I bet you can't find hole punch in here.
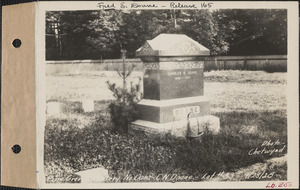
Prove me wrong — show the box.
[12,39,22,48]
[12,144,21,154]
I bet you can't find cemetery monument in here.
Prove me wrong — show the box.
[130,34,220,137]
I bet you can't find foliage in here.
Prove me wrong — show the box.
[117,10,184,57]
[46,10,119,60]
[106,99,139,134]
[213,9,287,55]
[46,9,287,60]
[106,51,142,133]
[180,10,229,55]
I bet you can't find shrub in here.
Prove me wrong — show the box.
[107,50,142,134]
[107,97,140,134]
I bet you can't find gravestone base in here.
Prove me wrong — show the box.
[129,115,220,138]
[137,96,211,123]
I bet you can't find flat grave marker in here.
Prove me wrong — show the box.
[46,102,61,116]
[82,100,94,112]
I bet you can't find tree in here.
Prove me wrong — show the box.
[213,9,287,55]
[46,10,119,60]
[106,50,141,134]
[180,10,229,55]
[117,10,179,58]
[118,10,229,57]
[46,11,64,60]
[46,9,287,60]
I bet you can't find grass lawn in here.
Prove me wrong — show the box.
[44,70,287,183]
[46,70,286,112]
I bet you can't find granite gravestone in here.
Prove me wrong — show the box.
[130,34,220,137]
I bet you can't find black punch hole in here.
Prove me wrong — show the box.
[12,144,21,154]
[12,39,22,48]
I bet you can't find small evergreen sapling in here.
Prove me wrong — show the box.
[107,50,142,134]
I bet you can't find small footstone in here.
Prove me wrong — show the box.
[75,167,108,183]
[82,100,94,112]
[46,102,60,115]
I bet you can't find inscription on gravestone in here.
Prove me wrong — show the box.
[173,106,200,118]
[144,63,204,100]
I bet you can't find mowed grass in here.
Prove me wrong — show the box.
[46,70,286,113]
[44,70,287,183]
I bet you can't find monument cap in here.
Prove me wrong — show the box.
[136,33,210,57]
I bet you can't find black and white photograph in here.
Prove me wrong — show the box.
[34,1,298,189]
